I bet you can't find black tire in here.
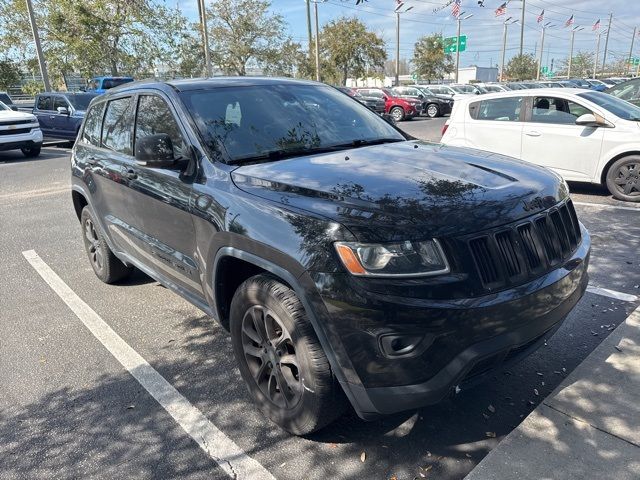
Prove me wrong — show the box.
[21,145,41,157]
[605,156,640,202]
[426,103,440,118]
[230,274,346,435]
[80,206,132,283]
[390,106,405,122]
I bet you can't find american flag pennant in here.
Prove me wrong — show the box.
[495,2,507,16]
[452,0,461,18]
[565,14,574,27]
[593,19,601,31]
[537,10,544,23]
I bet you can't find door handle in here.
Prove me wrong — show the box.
[525,130,541,137]
[124,169,138,180]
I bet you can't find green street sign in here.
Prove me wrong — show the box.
[547,71,555,78]
[443,35,467,53]
[541,66,549,74]
[628,57,640,65]
[411,72,420,80]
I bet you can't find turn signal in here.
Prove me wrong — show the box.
[335,244,367,275]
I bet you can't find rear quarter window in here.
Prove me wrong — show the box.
[81,102,105,146]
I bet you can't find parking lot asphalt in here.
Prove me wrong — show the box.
[1,144,639,480]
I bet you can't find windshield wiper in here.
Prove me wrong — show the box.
[228,138,405,165]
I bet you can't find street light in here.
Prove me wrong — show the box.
[394,3,414,87]
[455,12,473,83]
[594,29,609,79]
[536,21,554,80]
[568,26,584,78]
[499,17,519,82]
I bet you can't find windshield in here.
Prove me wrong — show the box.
[67,94,97,111]
[0,93,11,104]
[578,91,640,121]
[0,101,8,111]
[455,85,477,93]
[419,87,435,95]
[103,78,133,89]
[607,78,640,104]
[180,84,405,163]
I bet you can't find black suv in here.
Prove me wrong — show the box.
[71,78,590,435]
[392,86,453,118]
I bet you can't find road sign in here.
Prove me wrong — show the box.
[443,35,467,54]
[411,72,420,81]
[541,66,549,74]
[630,57,640,66]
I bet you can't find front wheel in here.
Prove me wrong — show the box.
[21,145,41,157]
[426,103,440,118]
[230,274,346,435]
[605,156,640,202]
[390,106,405,122]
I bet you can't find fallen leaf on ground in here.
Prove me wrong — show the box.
[485,431,496,438]
[360,451,366,462]
[488,405,495,413]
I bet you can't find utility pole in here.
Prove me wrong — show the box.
[25,0,51,91]
[394,4,413,87]
[197,0,212,77]
[500,18,518,81]
[314,1,321,82]
[455,13,473,83]
[519,0,526,56]
[594,32,602,79]
[602,13,613,75]
[306,0,313,60]
[536,22,552,81]
[568,26,583,78]
[627,27,636,76]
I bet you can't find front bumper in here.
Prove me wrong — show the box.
[0,128,43,151]
[310,226,590,418]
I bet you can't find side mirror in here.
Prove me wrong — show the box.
[575,113,606,127]
[418,94,424,99]
[57,106,69,115]
[9,105,18,111]
[135,134,175,167]
[382,113,396,125]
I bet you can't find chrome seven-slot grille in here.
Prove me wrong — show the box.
[468,199,581,289]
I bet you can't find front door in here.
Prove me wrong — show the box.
[34,95,55,136]
[521,95,604,181]
[52,96,75,139]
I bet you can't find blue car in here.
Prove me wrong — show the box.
[32,92,99,141]
[88,76,134,94]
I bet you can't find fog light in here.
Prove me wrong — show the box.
[380,334,425,358]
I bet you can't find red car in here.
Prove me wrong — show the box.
[354,87,422,121]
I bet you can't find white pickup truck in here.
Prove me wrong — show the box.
[0,100,43,157]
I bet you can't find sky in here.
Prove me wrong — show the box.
[176,0,640,73]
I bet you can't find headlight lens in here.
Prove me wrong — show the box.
[334,239,449,277]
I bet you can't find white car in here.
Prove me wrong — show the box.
[0,101,43,157]
[441,88,640,202]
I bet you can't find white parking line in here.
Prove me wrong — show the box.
[22,250,275,480]
[573,201,640,212]
[587,285,638,303]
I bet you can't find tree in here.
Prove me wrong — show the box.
[556,51,594,77]
[317,17,386,85]
[0,59,20,90]
[504,54,537,81]
[206,0,294,76]
[413,35,454,82]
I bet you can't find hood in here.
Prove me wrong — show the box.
[231,141,567,242]
[0,110,37,122]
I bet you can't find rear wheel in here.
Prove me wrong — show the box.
[21,145,41,157]
[390,106,405,122]
[605,156,640,202]
[80,206,132,283]
[426,103,440,118]
[230,274,346,435]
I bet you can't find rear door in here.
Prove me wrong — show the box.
[463,95,525,158]
[520,95,604,181]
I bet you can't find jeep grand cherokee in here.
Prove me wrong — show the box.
[70,78,590,435]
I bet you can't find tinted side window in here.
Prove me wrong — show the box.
[53,96,69,111]
[477,97,522,121]
[37,96,52,111]
[102,97,133,155]
[531,97,591,125]
[82,103,105,146]
[135,95,188,160]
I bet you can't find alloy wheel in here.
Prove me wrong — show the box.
[240,305,302,410]
[427,105,438,118]
[84,218,104,271]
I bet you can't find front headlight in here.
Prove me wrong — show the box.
[334,239,450,277]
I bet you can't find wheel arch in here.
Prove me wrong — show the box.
[71,187,88,221]
[600,151,640,185]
